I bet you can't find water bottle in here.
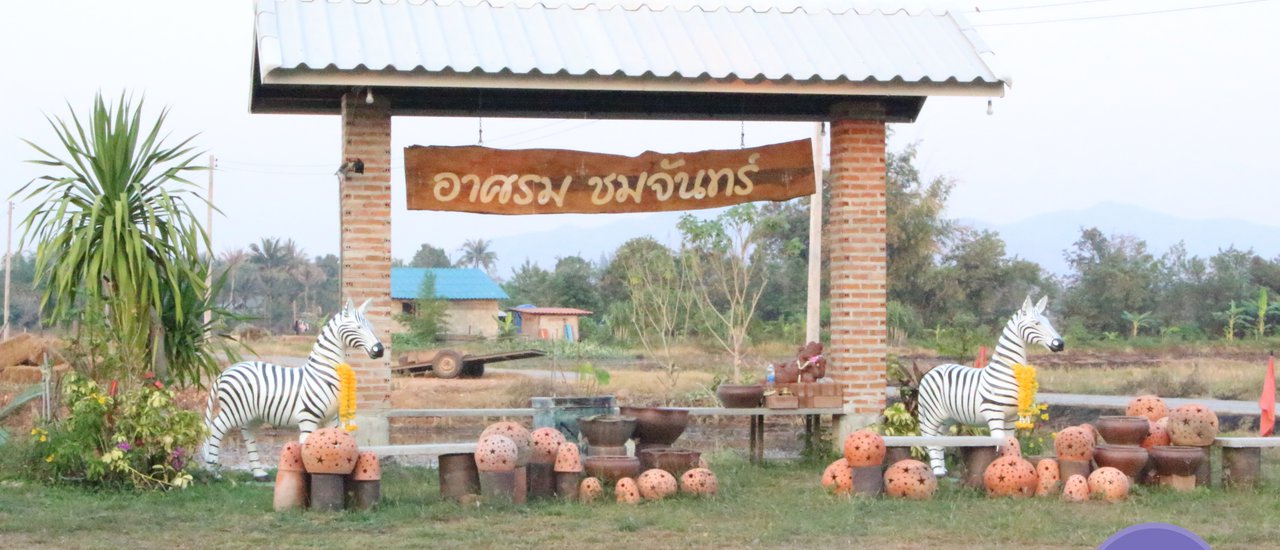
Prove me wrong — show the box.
[766,364,776,385]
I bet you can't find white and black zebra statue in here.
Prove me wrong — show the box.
[916,295,1064,476]
[202,298,385,479]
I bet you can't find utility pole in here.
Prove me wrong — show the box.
[205,155,215,328]
[805,122,825,345]
[3,201,12,341]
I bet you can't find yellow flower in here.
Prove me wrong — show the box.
[45,455,54,463]
[30,428,38,435]
[97,396,106,406]
[1040,413,1049,421]
[39,435,47,442]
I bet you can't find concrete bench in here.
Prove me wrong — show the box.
[1215,437,1280,488]
[362,443,477,457]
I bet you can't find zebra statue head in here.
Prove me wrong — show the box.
[1017,295,1065,353]
[338,298,385,359]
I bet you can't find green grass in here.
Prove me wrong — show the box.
[2,454,1278,549]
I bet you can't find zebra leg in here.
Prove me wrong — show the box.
[985,411,1012,450]
[240,427,269,481]
[919,416,948,477]
[203,412,232,478]
[297,418,320,443]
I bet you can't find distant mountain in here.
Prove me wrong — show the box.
[965,202,1280,275]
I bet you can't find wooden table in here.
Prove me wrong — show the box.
[684,407,845,463]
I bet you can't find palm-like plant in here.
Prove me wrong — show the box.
[457,238,497,274]
[1120,310,1155,339]
[14,93,236,386]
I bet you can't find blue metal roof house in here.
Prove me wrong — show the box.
[391,268,508,338]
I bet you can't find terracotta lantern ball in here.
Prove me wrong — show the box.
[530,427,567,463]
[883,459,937,500]
[821,458,854,496]
[616,477,643,504]
[278,441,305,472]
[983,456,1038,498]
[1078,423,1100,445]
[1168,404,1220,447]
[579,477,604,503]
[475,434,519,472]
[999,436,1022,458]
[1035,458,1060,497]
[1141,418,1171,449]
[301,427,360,475]
[1054,426,1096,461]
[1087,466,1130,503]
[482,421,533,465]
[637,469,679,501]
[842,429,887,468]
[352,452,382,481]
[1062,475,1089,503]
[554,442,584,473]
[680,468,718,497]
[1126,395,1168,422]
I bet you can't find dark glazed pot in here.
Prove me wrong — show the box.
[1093,444,1149,482]
[578,414,637,447]
[716,384,765,408]
[638,447,702,476]
[1149,445,1205,477]
[619,406,689,445]
[1095,416,1150,446]
[583,455,642,484]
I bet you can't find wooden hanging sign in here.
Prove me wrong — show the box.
[404,139,814,215]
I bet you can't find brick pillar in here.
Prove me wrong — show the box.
[340,92,393,446]
[827,107,888,444]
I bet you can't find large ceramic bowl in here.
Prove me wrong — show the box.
[578,414,637,448]
[1095,416,1150,446]
[584,455,642,484]
[638,447,702,476]
[1149,445,1205,477]
[619,406,689,445]
[716,384,764,408]
[1093,444,1148,481]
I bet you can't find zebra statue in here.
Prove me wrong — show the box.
[203,298,385,479]
[916,295,1064,476]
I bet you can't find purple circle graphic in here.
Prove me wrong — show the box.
[1098,523,1211,550]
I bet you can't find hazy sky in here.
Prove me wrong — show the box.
[3,0,1278,266]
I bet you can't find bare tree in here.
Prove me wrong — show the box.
[621,241,694,404]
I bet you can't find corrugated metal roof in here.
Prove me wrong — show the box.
[510,306,594,315]
[254,0,1005,90]
[391,267,509,301]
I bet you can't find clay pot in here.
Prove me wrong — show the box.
[1167,404,1219,446]
[482,422,532,466]
[1149,445,1205,477]
[636,468,679,501]
[842,429,887,468]
[530,427,567,464]
[578,415,637,448]
[983,456,1038,498]
[822,458,854,496]
[584,455,642,483]
[579,477,604,503]
[1058,458,1092,481]
[439,453,481,501]
[638,447,702,477]
[475,435,519,472]
[1054,426,1096,461]
[1035,458,1060,497]
[619,406,689,445]
[1062,474,1089,502]
[716,384,765,408]
[352,452,381,481]
[883,459,937,500]
[998,436,1022,458]
[1141,418,1171,449]
[301,428,360,475]
[1093,444,1148,483]
[278,441,305,472]
[1126,395,1168,422]
[616,477,643,504]
[1087,466,1130,503]
[1095,416,1150,446]
[554,442,584,473]
[680,468,718,496]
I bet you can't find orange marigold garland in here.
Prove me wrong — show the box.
[1013,363,1038,430]
[336,363,358,432]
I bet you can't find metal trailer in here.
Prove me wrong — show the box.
[391,348,546,379]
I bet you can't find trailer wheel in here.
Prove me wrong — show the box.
[432,350,464,379]
[461,362,485,378]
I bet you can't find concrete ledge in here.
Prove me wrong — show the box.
[1215,437,1280,448]
[388,408,535,417]
[362,443,477,457]
[883,436,1003,447]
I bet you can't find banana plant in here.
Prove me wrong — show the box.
[1214,301,1248,341]
[1121,310,1155,339]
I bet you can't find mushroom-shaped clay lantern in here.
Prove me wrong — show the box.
[983,455,1038,498]
[616,477,643,504]
[821,458,854,496]
[530,427,566,464]
[273,442,308,512]
[1087,466,1130,503]
[883,459,937,500]
[680,468,718,497]
[999,436,1022,458]
[1141,418,1171,449]
[475,434,519,472]
[1035,458,1060,497]
[1167,404,1219,447]
[350,452,382,510]
[842,429,886,468]
[482,421,532,466]
[1054,426,1096,461]
[579,477,603,503]
[637,468,679,501]
[1062,474,1089,503]
[1126,395,1168,422]
[554,442,583,473]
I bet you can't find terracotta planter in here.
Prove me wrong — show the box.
[584,455,642,484]
[1058,458,1092,481]
[638,447,702,476]
[438,453,480,501]
[619,406,689,445]
[961,446,999,489]
[1095,416,1150,446]
[1149,445,1204,477]
[716,384,764,408]
[1093,444,1149,483]
[578,415,637,447]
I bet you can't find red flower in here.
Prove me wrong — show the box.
[143,372,155,380]
[153,380,165,390]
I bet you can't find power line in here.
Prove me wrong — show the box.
[972,0,1273,26]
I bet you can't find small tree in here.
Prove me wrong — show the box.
[398,272,449,343]
[622,242,693,404]
[1120,310,1155,339]
[1214,301,1248,341]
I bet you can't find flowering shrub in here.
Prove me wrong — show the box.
[28,372,206,490]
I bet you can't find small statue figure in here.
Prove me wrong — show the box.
[772,341,827,384]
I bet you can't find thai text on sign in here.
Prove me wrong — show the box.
[404,139,815,215]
